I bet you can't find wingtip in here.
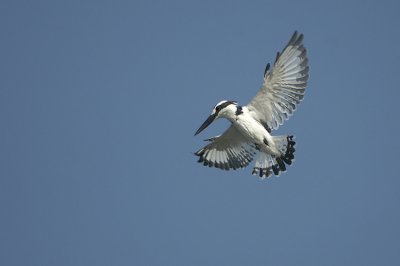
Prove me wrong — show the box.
[289,31,298,43]
[294,33,304,46]
[263,63,270,77]
[289,31,304,47]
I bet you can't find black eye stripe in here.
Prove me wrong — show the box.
[215,101,236,113]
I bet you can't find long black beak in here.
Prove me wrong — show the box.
[194,113,216,136]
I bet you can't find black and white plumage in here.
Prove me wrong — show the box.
[194,31,309,179]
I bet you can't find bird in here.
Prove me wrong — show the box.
[194,31,309,179]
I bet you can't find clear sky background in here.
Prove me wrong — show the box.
[1,0,400,265]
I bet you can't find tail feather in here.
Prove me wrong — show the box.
[277,135,295,165]
[252,135,296,179]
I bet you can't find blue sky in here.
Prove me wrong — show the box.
[1,0,400,265]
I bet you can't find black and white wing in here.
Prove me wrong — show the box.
[195,126,256,170]
[246,31,309,131]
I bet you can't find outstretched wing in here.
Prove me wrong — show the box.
[195,126,256,170]
[246,31,309,131]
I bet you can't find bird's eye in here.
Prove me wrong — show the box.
[216,106,221,112]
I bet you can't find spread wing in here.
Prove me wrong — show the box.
[246,31,309,131]
[195,126,257,170]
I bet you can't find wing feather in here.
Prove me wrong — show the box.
[195,126,256,170]
[246,31,309,131]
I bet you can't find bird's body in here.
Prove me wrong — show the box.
[194,32,309,179]
[228,106,278,156]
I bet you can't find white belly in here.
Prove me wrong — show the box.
[232,112,280,156]
[233,116,266,142]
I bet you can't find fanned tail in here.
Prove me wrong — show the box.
[252,135,296,179]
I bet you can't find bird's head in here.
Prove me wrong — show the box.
[194,100,238,136]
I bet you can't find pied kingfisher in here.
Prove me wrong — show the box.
[194,31,309,179]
